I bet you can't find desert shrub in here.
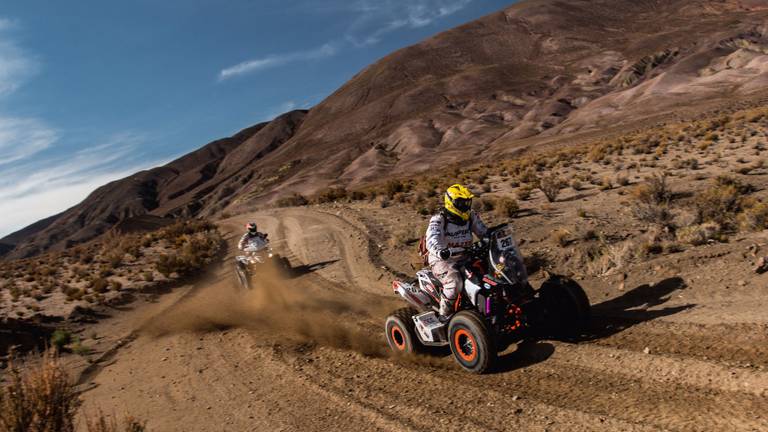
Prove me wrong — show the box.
[692,183,745,227]
[70,338,92,356]
[494,197,519,218]
[155,255,185,278]
[638,241,663,257]
[154,230,220,278]
[315,187,347,203]
[65,287,84,301]
[84,412,146,432]
[664,242,684,254]
[38,266,55,277]
[476,197,495,212]
[142,271,154,282]
[740,201,768,231]
[631,201,674,227]
[91,278,109,294]
[385,179,406,197]
[517,168,539,185]
[79,253,94,264]
[585,241,634,277]
[275,193,308,207]
[674,158,700,170]
[106,253,123,269]
[9,285,21,301]
[616,175,630,187]
[50,329,72,350]
[539,174,564,202]
[713,175,754,194]
[0,350,79,432]
[550,229,570,247]
[629,174,674,227]
[676,222,723,246]
[516,185,535,201]
[570,179,583,191]
[599,175,613,190]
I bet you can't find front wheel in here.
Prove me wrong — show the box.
[448,311,495,374]
[235,262,251,290]
[385,308,422,354]
[539,275,590,336]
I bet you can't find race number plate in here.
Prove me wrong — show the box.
[496,233,514,250]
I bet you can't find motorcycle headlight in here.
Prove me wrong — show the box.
[268,253,274,258]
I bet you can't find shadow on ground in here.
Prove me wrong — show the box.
[576,276,693,342]
[491,276,691,372]
[284,259,339,279]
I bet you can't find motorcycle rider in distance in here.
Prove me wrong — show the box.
[426,184,488,320]
[238,222,268,251]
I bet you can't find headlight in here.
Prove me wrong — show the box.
[268,253,274,258]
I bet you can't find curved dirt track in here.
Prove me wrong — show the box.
[78,208,768,432]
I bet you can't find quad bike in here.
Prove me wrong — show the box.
[234,237,289,289]
[385,223,590,374]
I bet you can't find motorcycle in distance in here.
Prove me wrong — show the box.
[386,223,590,373]
[234,236,290,289]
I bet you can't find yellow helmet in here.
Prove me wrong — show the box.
[444,184,474,221]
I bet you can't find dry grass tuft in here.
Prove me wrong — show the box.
[539,174,565,202]
[0,349,78,432]
[84,411,146,432]
[676,223,723,246]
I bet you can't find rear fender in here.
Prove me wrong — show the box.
[392,280,433,310]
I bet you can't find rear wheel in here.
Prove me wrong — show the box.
[385,308,421,354]
[448,311,495,374]
[539,275,590,336]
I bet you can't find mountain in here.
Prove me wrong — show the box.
[4,0,768,259]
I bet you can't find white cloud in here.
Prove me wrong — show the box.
[0,18,167,238]
[346,0,473,46]
[219,43,338,80]
[0,117,57,166]
[0,20,38,96]
[217,0,472,79]
[0,132,163,237]
[0,171,140,237]
[0,18,16,31]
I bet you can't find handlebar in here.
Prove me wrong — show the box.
[486,223,509,236]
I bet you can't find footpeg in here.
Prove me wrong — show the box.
[413,311,447,345]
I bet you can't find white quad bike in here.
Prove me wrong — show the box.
[234,236,289,289]
[386,223,590,374]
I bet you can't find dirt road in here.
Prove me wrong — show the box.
[77,207,768,432]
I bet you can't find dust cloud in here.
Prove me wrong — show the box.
[140,262,395,357]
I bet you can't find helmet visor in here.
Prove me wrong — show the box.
[453,198,472,212]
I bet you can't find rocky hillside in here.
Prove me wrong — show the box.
[4,0,768,259]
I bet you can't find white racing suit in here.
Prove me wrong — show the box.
[426,211,488,316]
[238,232,268,251]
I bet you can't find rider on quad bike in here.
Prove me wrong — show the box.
[427,184,488,320]
[238,222,268,251]
[234,222,274,289]
[388,184,591,373]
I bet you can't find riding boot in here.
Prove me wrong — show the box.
[439,297,454,322]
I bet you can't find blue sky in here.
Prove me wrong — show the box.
[0,0,513,237]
